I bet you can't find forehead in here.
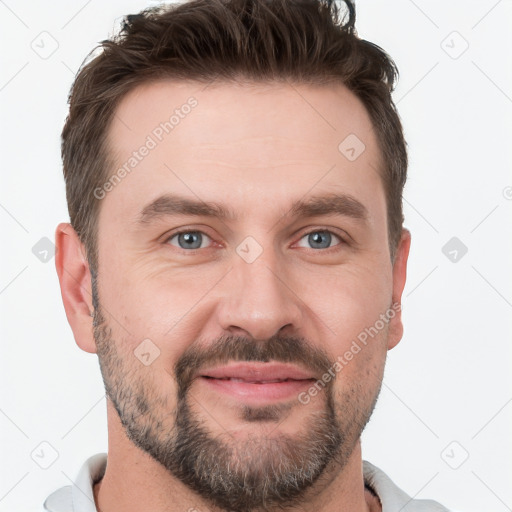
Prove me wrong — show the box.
[102,79,385,227]
[110,79,379,155]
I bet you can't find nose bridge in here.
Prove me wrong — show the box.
[216,241,303,340]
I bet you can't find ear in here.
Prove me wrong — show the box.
[55,223,97,354]
[387,228,411,350]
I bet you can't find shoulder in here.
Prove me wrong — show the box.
[363,460,451,512]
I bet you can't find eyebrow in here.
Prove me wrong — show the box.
[138,192,369,225]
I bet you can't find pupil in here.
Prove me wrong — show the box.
[180,232,201,249]
[310,231,330,249]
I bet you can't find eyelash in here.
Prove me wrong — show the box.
[164,228,347,253]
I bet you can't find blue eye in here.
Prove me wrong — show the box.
[165,229,344,252]
[296,230,342,250]
[167,231,212,250]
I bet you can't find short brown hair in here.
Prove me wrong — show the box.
[62,0,407,274]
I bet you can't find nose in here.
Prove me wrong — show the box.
[215,247,304,341]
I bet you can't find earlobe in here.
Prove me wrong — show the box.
[55,222,97,354]
[387,228,411,350]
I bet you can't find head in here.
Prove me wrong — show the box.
[56,1,411,511]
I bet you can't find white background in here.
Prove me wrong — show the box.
[1,1,511,511]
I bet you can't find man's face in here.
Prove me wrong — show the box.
[91,80,406,511]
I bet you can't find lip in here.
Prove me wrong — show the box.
[199,361,316,382]
[197,362,317,404]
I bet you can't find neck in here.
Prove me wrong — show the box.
[94,401,379,512]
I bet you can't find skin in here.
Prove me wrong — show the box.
[55,80,411,512]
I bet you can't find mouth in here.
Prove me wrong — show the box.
[197,362,317,403]
[203,377,304,383]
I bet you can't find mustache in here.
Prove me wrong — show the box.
[174,334,334,399]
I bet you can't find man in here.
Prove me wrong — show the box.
[46,0,450,510]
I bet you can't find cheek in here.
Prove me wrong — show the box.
[97,261,221,366]
[99,257,171,322]
[301,267,392,396]
[299,263,392,350]
[329,324,388,415]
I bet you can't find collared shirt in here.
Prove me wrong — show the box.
[43,453,450,511]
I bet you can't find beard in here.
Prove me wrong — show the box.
[91,279,383,512]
